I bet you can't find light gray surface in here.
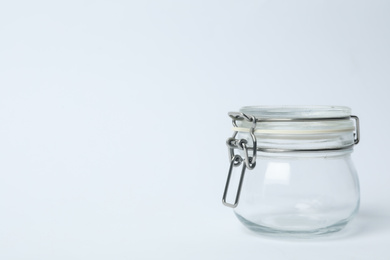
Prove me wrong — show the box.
[1,1,389,259]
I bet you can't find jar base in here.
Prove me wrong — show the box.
[235,212,350,238]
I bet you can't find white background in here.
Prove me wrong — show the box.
[1,1,389,259]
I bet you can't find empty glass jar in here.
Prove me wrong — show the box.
[222,106,360,237]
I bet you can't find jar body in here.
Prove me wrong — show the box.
[233,150,360,236]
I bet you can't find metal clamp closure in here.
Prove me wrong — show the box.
[222,113,258,208]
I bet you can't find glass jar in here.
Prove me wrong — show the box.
[222,106,360,237]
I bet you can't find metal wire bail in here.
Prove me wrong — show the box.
[222,155,246,208]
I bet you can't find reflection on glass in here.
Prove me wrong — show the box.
[264,162,291,185]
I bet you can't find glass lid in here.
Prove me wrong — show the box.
[239,106,351,119]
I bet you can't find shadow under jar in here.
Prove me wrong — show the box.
[222,106,360,237]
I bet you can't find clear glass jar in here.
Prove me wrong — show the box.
[222,106,360,237]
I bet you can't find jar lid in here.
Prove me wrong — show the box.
[239,105,351,119]
[231,106,359,152]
